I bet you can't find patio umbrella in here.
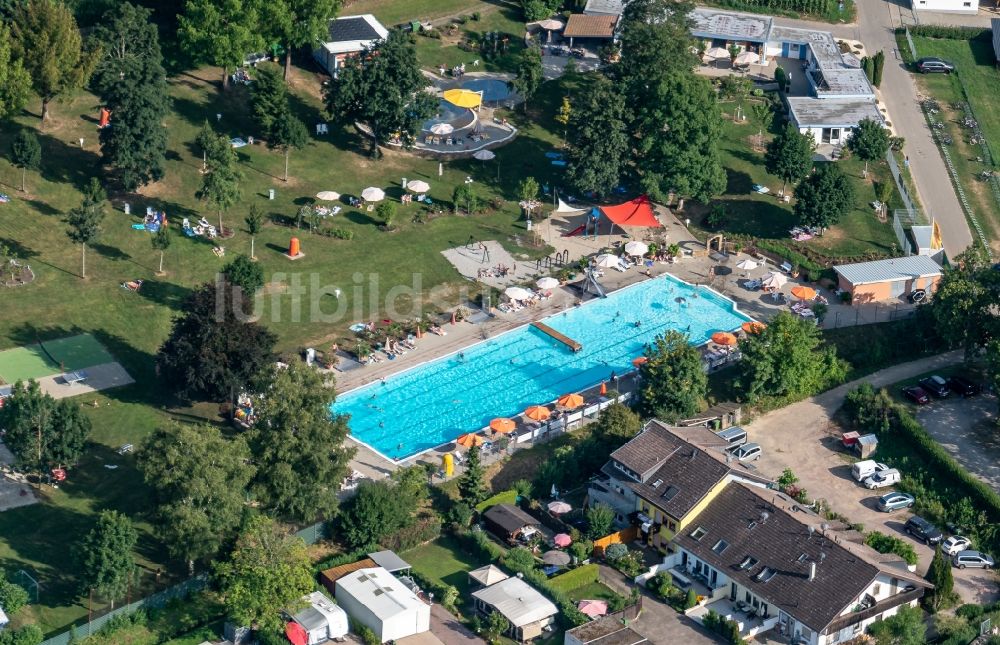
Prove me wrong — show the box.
[742,321,767,334]
[536,276,559,289]
[490,418,516,434]
[549,502,573,520]
[761,272,788,289]
[577,600,608,618]
[632,356,648,367]
[537,18,565,31]
[736,51,761,65]
[556,393,584,409]
[736,258,759,271]
[443,88,483,109]
[429,123,454,135]
[455,432,486,448]
[711,331,738,346]
[361,187,385,202]
[473,149,496,161]
[705,47,730,60]
[505,286,533,301]
[406,180,430,193]
[624,241,649,256]
[791,286,817,300]
[595,254,620,268]
[552,532,572,546]
[315,191,340,201]
[542,550,571,566]
[286,622,308,645]
[524,405,551,421]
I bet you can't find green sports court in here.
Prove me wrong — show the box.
[0,334,114,384]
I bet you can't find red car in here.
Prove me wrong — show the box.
[903,385,930,405]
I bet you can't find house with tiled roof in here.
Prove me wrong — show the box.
[669,482,930,644]
[587,420,771,551]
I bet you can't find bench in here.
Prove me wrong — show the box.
[780,261,794,273]
[64,371,87,385]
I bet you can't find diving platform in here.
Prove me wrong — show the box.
[532,322,583,352]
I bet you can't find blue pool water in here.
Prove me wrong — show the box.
[461,78,513,103]
[333,275,752,460]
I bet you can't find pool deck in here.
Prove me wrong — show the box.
[339,204,917,481]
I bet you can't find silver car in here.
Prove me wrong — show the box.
[953,551,994,569]
[730,442,762,462]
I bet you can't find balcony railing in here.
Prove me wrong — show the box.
[825,587,924,634]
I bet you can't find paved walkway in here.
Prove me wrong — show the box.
[428,604,484,645]
[744,350,1000,604]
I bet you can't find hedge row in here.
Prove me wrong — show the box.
[864,530,918,566]
[906,25,990,41]
[547,564,599,594]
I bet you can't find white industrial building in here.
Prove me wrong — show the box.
[335,567,430,643]
[912,0,978,14]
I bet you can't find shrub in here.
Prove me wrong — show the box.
[864,530,918,565]
[647,572,673,599]
[774,66,787,90]
[381,515,442,551]
[684,588,698,609]
[502,546,537,573]
[323,227,354,240]
[472,11,481,20]
[460,528,504,562]
[706,204,727,229]
[351,620,380,645]
[605,543,628,561]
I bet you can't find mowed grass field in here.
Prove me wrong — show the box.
[910,35,1000,251]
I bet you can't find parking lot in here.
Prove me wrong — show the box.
[743,354,998,605]
[916,392,1000,494]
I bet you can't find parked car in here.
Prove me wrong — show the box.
[730,442,762,462]
[877,492,915,512]
[916,57,955,73]
[863,469,901,489]
[905,516,943,545]
[918,375,950,398]
[902,385,930,405]
[947,375,980,397]
[853,460,891,482]
[953,550,994,569]
[942,536,972,556]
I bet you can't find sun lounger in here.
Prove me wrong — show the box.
[753,184,770,194]
[780,261,793,273]
[121,279,143,292]
[64,370,87,385]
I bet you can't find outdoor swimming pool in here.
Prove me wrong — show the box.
[461,78,513,103]
[333,274,752,460]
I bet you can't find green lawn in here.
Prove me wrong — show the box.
[403,536,485,595]
[411,8,528,75]
[909,35,1000,251]
[344,0,492,26]
[566,581,619,603]
[690,100,901,263]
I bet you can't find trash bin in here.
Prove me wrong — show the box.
[268,188,275,200]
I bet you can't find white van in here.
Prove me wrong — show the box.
[863,468,901,490]
[717,427,748,449]
[852,460,890,482]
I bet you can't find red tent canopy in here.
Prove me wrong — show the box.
[285,621,307,645]
[600,195,662,228]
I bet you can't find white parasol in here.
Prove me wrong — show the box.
[761,271,788,289]
[316,191,340,201]
[736,258,759,271]
[624,241,648,256]
[473,149,496,161]
[595,254,620,268]
[504,286,533,301]
[536,277,559,289]
[406,180,430,193]
[430,123,454,135]
[735,51,760,65]
[361,187,385,202]
[705,47,730,60]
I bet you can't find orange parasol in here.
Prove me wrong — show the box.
[632,356,648,367]
[490,418,516,434]
[557,393,584,409]
[524,405,551,421]
[741,321,767,334]
[600,382,607,395]
[711,331,738,346]
[455,432,486,448]
[790,286,817,300]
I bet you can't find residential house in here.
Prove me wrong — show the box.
[913,0,978,14]
[562,14,619,48]
[483,504,541,544]
[313,14,388,76]
[833,255,942,304]
[564,616,648,644]
[587,420,771,551]
[334,567,430,643]
[472,576,559,642]
[669,482,930,644]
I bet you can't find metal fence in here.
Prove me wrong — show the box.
[903,27,918,61]
[885,149,919,221]
[892,211,914,256]
[823,302,917,328]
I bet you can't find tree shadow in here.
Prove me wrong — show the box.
[725,168,755,195]
[23,199,62,217]
[91,243,132,262]
[35,132,102,191]
[0,237,39,259]
[343,210,378,226]
[138,280,194,312]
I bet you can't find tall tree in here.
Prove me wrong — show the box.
[867,606,926,645]
[338,477,422,549]
[0,25,31,120]
[0,573,29,617]
[214,515,314,634]
[138,423,255,574]
[458,445,488,505]
[178,0,264,89]
[10,129,41,192]
[925,545,955,610]
[263,0,340,80]
[638,330,707,422]
[66,194,105,278]
[270,106,308,182]
[847,117,890,176]
[764,123,815,195]
[554,96,571,143]
[249,362,354,521]
[151,227,170,274]
[592,402,642,449]
[736,311,846,402]
[324,29,436,157]
[566,76,629,196]
[197,134,243,234]
[222,253,265,297]
[245,203,263,260]
[633,72,726,203]
[250,64,287,138]
[928,246,999,358]
[614,0,698,92]
[793,162,855,229]
[11,0,95,121]
[156,281,277,402]
[510,46,543,110]
[78,510,137,607]
[91,3,169,191]
[585,503,615,540]
[0,380,92,476]
[872,50,885,88]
